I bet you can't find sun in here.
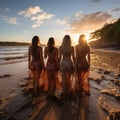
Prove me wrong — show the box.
[84,33,90,42]
[71,33,90,45]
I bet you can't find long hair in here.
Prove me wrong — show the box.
[47,37,55,53]
[78,34,89,54]
[31,36,40,59]
[61,35,72,54]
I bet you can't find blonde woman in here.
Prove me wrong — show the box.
[75,34,90,96]
[59,35,75,100]
[28,36,45,94]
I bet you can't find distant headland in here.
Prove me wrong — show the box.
[0,41,30,46]
[0,41,46,46]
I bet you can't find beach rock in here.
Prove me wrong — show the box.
[101,89,120,98]
[104,71,111,74]
[0,98,8,104]
[100,75,105,80]
[19,82,27,87]
[116,74,120,77]
[98,95,110,112]
[113,79,120,86]
[0,74,11,78]
[107,110,120,120]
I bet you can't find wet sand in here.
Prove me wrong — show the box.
[0,49,120,120]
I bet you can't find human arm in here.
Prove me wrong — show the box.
[44,47,47,59]
[55,48,60,70]
[59,47,62,64]
[28,46,31,69]
[88,47,90,68]
[71,46,75,68]
[75,46,78,71]
[40,47,45,70]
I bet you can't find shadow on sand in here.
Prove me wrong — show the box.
[29,92,89,120]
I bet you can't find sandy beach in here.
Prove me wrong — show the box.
[0,47,120,120]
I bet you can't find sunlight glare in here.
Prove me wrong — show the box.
[84,33,90,42]
[71,33,90,45]
[71,34,79,45]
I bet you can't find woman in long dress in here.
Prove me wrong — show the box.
[59,35,75,99]
[28,36,45,94]
[75,34,90,96]
[44,37,59,97]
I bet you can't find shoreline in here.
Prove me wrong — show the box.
[0,47,120,120]
[93,48,120,54]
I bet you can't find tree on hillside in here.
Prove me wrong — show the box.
[90,18,120,47]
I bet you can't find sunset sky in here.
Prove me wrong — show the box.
[0,0,120,45]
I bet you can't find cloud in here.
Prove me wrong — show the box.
[18,6,54,28]
[0,15,19,25]
[31,13,53,28]
[109,8,120,13]
[92,0,102,3]
[67,11,114,34]
[5,8,10,11]
[57,19,68,25]
[18,6,42,17]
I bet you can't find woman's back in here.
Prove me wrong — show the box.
[75,43,90,72]
[29,46,42,60]
[76,45,90,60]
[60,46,74,60]
[45,47,58,63]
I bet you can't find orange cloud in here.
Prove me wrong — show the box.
[67,11,115,34]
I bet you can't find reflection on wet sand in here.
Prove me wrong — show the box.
[29,92,89,120]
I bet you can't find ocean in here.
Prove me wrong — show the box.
[0,46,28,65]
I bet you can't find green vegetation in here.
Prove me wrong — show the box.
[89,18,120,48]
[0,41,30,46]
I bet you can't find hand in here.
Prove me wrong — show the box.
[43,66,46,71]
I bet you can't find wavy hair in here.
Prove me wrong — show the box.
[47,37,55,53]
[31,36,40,59]
[60,35,72,54]
[78,34,89,54]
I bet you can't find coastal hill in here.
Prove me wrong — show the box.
[0,41,30,46]
[0,41,46,46]
[89,18,120,49]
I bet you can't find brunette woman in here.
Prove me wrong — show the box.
[28,36,45,94]
[44,37,59,97]
[75,34,90,96]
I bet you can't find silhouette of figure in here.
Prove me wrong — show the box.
[28,36,45,94]
[44,37,59,97]
[75,34,90,96]
[59,35,75,99]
